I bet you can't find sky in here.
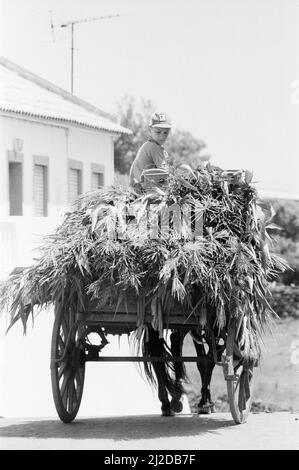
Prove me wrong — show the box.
[0,0,298,197]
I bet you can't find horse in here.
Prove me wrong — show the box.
[139,313,226,417]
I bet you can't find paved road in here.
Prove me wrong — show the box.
[0,412,298,450]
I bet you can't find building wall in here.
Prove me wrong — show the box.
[0,115,115,276]
[0,115,114,216]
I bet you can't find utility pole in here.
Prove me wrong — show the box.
[49,13,120,94]
[71,22,74,93]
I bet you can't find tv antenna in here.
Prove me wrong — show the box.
[49,11,120,94]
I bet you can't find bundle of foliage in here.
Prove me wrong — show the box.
[0,164,288,361]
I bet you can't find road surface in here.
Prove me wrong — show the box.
[0,412,298,450]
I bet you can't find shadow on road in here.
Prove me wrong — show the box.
[0,414,234,441]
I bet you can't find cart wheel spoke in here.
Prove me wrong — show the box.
[61,316,68,334]
[58,361,68,380]
[72,380,78,405]
[58,336,65,353]
[234,373,241,392]
[67,377,79,413]
[67,381,74,413]
[60,369,72,399]
[75,369,83,387]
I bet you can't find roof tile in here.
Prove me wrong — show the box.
[0,59,131,135]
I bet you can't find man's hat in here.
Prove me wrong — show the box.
[149,112,172,128]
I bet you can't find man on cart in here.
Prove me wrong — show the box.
[129,111,172,192]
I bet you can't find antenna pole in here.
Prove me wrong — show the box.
[50,13,120,94]
[49,10,55,42]
[71,22,74,94]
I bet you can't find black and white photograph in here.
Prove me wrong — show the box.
[0,0,298,452]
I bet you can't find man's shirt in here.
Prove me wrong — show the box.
[129,138,169,185]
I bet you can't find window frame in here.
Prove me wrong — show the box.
[7,150,23,216]
[33,155,49,217]
[91,163,105,190]
[68,158,83,205]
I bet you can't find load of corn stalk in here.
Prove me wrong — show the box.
[0,163,288,360]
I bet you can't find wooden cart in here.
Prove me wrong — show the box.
[50,295,255,425]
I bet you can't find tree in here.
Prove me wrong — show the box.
[271,199,299,242]
[268,198,299,284]
[114,94,209,174]
[166,129,209,168]
[114,95,155,174]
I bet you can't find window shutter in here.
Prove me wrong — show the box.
[91,172,104,190]
[9,162,23,216]
[68,168,81,203]
[34,164,47,216]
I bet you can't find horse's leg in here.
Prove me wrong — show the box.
[192,334,216,414]
[154,363,175,417]
[169,330,187,413]
[145,329,174,417]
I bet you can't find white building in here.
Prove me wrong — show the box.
[0,57,131,277]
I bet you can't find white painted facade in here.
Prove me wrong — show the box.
[0,114,114,277]
[0,115,115,215]
[0,57,132,279]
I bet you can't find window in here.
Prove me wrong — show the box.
[68,159,83,205]
[91,171,104,190]
[33,156,49,217]
[9,162,23,216]
[8,150,24,216]
[68,168,81,202]
[91,163,104,190]
[34,164,48,216]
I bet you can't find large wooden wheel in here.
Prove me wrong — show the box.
[227,361,254,424]
[224,321,254,424]
[51,306,86,423]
